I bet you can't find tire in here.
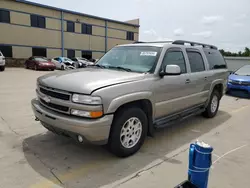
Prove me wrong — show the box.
[0,66,5,72]
[61,65,65,70]
[34,64,38,71]
[24,63,28,69]
[108,107,148,157]
[203,90,220,118]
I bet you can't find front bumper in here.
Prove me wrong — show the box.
[227,83,250,92]
[31,98,113,145]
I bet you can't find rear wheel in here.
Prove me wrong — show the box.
[108,107,148,157]
[203,90,220,118]
[61,65,65,70]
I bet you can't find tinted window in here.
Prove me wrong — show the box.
[204,49,227,69]
[67,50,75,58]
[82,51,92,60]
[82,24,92,35]
[32,48,47,57]
[0,45,12,57]
[0,10,10,23]
[162,51,186,73]
[67,21,75,32]
[30,15,46,28]
[187,51,205,72]
[126,32,134,41]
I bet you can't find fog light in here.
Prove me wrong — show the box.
[78,135,83,143]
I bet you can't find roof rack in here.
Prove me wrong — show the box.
[133,41,173,44]
[172,40,218,50]
[134,40,218,50]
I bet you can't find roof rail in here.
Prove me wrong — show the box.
[172,40,218,50]
[133,41,173,44]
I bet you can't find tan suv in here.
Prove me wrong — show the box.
[32,40,228,157]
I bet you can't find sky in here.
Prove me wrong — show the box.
[31,0,250,52]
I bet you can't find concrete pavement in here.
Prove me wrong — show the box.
[101,103,250,188]
[0,68,250,188]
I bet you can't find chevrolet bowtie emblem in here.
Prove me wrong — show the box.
[43,95,51,103]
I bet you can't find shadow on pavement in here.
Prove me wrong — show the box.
[22,110,231,188]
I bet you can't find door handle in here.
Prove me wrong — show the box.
[204,77,208,80]
[185,79,191,84]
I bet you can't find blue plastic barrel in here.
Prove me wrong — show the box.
[188,141,213,188]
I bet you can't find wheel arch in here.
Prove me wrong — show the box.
[107,92,155,136]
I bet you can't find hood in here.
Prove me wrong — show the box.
[38,68,145,94]
[229,74,250,82]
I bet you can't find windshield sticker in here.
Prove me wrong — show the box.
[140,52,157,56]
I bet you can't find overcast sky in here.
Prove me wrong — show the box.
[31,0,250,52]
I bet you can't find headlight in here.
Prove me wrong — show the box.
[71,109,103,118]
[72,94,102,105]
[228,79,232,83]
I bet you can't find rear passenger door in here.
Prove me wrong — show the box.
[185,49,210,105]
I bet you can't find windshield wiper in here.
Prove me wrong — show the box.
[107,66,132,72]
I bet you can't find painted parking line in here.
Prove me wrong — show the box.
[29,104,250,188]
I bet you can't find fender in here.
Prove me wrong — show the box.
[106,91,154,114]
[205,79,225,107]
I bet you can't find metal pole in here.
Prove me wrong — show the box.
[61,11,64,57]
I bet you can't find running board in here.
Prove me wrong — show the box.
[154,105,205,129]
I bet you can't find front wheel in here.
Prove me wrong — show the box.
[0,66,5,71]
[108,107,148,157]
[203,90,220,118]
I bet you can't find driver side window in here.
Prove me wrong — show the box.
[162,50,186,73]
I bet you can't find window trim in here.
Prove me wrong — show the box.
[30,14,46,28]
[32,47,47,57]
[126,31,134,41]
[159,48,187,74]
[67,21,75,32]
[0,45,13,58]
[82,23,92,35]
[186,50,206,73]
[0,9,10,23]
[82,51,92,60]
[67,49,75,58]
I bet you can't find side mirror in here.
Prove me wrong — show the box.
[160,64,181,77]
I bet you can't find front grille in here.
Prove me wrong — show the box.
[40,99,69,112]
[40,87,70,101]
[231,80,250,86]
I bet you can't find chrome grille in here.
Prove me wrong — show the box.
[231,80,250,86]
[39,85,71,101]
[38,85,71,114]
[40,98,69,112]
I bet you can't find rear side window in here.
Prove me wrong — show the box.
[187,51,205,72]
[204,50,227,69]
[162,51,186,73]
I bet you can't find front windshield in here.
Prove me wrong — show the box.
[34,57,48,62]
[64,57,72,61]
[97,46,162,73]
[235,65,250,76]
